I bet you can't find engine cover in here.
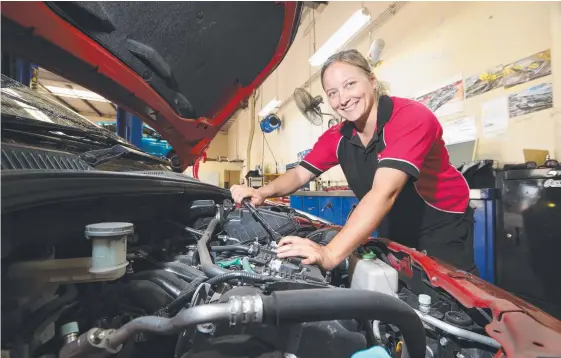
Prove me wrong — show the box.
[223,207,299,242]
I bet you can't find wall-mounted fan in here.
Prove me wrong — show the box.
[293,87,339,127]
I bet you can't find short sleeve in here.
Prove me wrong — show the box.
[378,103,441,179]
[299,127,342,176]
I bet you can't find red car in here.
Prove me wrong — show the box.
[1,2,560,358]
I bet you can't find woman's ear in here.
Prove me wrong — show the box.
[369,73,377,87]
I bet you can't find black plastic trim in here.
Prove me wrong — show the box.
[1,170,230,214]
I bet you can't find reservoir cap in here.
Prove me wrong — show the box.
[362,251,376,260]
[86,222,134,238]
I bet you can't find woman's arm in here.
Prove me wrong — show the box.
[259,165,316,198]
[276,167,409,269]
[322,167,409,267]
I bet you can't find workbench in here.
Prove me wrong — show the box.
[289,189,496,282]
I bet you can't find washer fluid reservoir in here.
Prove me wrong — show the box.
[350,252,398,296]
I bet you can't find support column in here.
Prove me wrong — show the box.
[116,107,142,147]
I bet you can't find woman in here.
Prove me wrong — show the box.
[231,49,476,273]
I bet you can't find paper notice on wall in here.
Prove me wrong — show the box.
[481,96,509,138]
[442,116,477,145]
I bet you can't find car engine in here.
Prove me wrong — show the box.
[1,199,500,358]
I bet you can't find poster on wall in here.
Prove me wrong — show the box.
[441,116,477,145]
[481,96,509,139]
[503,49,551,89]
[508,82,553,118]
[415,78,465,117]
[464,65,506,98]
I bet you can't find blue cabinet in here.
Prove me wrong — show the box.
[289,194,378,237]
[302,196,320,216]
[318,197,342,225]
[469,189,497,284]
[341,197,359,224]
[289,196,303,210]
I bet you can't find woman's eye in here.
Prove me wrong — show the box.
[345,82,355,88]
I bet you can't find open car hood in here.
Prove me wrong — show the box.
[1,1,302,170]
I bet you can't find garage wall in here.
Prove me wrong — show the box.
[197,132,243,187]
[228,1,561,183]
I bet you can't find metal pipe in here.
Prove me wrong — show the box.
[415,310,501,348]
[106,303,232,350]
[185,227,204,236]
[246,92,256,171]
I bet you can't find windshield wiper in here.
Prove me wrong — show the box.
[79,145,169,167]
[2,115,126,148]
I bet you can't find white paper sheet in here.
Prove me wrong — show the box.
[481,96,509,138]
[442,116,477,145]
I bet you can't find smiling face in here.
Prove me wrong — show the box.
[322,61,376,123]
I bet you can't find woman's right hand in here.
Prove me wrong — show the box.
[230,185,267,206]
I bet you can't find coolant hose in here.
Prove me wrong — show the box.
[260,288,427,358]
[197,217,229,278]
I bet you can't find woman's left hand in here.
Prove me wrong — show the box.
[276,236,338,270]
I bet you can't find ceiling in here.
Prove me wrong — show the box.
[37,68,117,122]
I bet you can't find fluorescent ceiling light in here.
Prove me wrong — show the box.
[309,8,371,67]
[259,99,281,117]
[44,85,111,102]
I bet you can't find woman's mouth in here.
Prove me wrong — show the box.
[343,102,358,112]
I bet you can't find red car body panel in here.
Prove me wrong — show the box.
[1,1,299,170]
[3,2,561,356]
[382,239,561,357]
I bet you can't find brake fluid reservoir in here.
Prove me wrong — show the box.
[85,222,133,274]
[350,252,398,296]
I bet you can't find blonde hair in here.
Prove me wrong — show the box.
[320,49,390,102]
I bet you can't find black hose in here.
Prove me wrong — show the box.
[162,276,208,316]
[210,245,250,253]
[130,270,188,298]
[163,261,207,283]
[206,271,287,286]
[261,288,426,358]
[196,217,230,278]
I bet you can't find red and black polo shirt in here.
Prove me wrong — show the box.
[299,95,470,248]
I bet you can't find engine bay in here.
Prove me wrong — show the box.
[1,198,501,358]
